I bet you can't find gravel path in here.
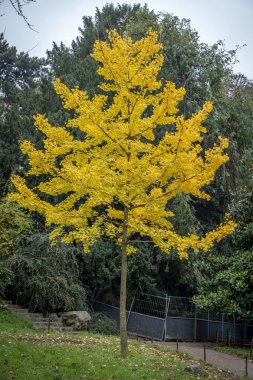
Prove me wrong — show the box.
[165,342,253,378]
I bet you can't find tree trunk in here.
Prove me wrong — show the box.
[120,206,128,357]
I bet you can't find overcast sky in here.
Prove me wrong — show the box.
[1,0,253,79]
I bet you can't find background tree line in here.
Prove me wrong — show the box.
[0,3,252,320]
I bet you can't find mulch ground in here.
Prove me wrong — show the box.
[0,331,109,346]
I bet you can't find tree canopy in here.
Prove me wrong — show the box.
[8,29,236,356]
[8,30,235,258]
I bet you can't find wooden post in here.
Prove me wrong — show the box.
[194,306,197,341]
[221,314,224,342]
[245,356,248,377]
[233,316,236,342]
[207,311,210,341]
[47,312,50,333]
[176,336,179,352]
[203,344,206,362]
[244,321,247,342]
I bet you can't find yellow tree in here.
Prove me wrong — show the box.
[8,30,236,357]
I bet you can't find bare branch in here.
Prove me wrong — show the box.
[8,0,38,32]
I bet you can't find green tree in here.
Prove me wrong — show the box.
[40,5,239,302]
[193,77,253,319]
[0,34,44,194]
[0,200,32,257]
[9,31,235,357]
[0,262,13,306]
[0,4,246,307]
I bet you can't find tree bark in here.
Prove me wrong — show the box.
[120,206,128,357]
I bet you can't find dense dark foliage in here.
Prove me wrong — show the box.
[0,262,13,305]
[90,312,118,335]
[1,4,252,316]
[7,234,87,312]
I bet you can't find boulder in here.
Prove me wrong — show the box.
[59,311,92,331]
[184,364,204,375]
[49,313,62,323]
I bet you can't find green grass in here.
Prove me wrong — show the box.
[211,343,252,359]
[0,310,233,380]
[0,309,34,332]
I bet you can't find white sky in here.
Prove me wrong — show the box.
[1,0,253,79]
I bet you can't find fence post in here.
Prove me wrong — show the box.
[164,294,167,341]
[194,305,197,341]
[245,356,248,377]
[233,316,236,341]
[207,311,210,341]
[221,314,224,342]
[91,289,99,308]
[244,320,247,342]
[126,297,135,327]
[203,344,206,362]
[163,294,169,341]
[47,311,50,333]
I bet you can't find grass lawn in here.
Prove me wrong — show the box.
[211,343,252,359]
[0,309,234,380]
[0,309,34,332]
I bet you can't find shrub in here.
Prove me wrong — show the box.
[90,312,118,335]
[7,234,87,312]
[0,201,33,257]
[0,262,13,306]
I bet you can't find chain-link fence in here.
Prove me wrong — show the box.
[91,293,253,342]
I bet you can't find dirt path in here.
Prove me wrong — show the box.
[165,342,253,379]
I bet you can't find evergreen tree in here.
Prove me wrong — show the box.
[194,77,253,318]
[0,34,44,194]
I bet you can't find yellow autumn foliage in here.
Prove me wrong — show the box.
[8,30,236,258]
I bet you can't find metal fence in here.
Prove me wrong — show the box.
[91,294,253,342]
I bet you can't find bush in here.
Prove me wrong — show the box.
[7,234,87,313]
[0,262,13,306]
[90,312,118,335]
[0,201,33,257]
